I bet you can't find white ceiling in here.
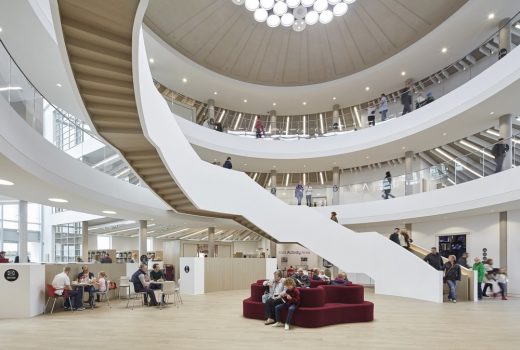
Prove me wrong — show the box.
[146,0,520,115]
[144,0,466,86]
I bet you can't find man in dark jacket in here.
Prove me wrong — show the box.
[293,269,311,288]
[223,157,232,169]
[389,228,400,245]
[491,138,509,173]
[131,264,158,306]
[400,88,412,115]
[444,255,462,302]
[457,252,469,269]
[424,247,443,270]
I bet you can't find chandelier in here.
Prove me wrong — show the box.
[232,0,357,32]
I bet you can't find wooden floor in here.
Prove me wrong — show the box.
[1,289,519,349]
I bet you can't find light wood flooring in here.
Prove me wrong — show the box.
[1,289,519,349]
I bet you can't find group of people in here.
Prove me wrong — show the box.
[423,249,509,302]
[388,228,412,249]
[262,269,350,330]
[367,88,420,127]
[202,118,223,132]
[51,265,107,311]
[129,263,167,307]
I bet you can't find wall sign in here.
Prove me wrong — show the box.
[184,265,190,274]
[4,269,19,282]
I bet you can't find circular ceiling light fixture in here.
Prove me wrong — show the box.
[233,0,356,31]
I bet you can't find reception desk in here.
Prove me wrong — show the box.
[0,264,45,318]
[180,258,277,295]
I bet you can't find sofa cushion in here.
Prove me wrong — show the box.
[321,284,365,304]
[310,280,329,288]
[250,283,266,302]
[299,287,325,307]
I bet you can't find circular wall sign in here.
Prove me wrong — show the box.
[4,269,19,282]
[184,265,190,274]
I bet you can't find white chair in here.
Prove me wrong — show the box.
[127,281,148,310]
[94,279,111,310]
[119,276,130,300]
[174,279,183,306]
[159,281,175,310]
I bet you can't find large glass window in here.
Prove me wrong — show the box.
[97,236,111,250]
[54,222,82,262]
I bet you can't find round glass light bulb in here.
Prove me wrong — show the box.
[293,5,308,19]
[333,2,347,16]
[232,0,246,5]
[344,0,356,4]
[301,0,316,7]
[319,9,333,23]
[245,0,260,11]
[286,0,301,9]
[313,0,328,13]
[266,14,281,27]
[273,1,288,15]
[305,10,319,25]
[327,0,341,5]
[260,0,274,10]
[281,13,295,26]
[292,19,307,31]
[254,8,268,22]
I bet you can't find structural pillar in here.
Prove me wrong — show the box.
[270,170,277,196]
[405,151,414,195]
[332,104,340,130]
[332,166,340,205]
[139,220,147,263]
[270,241,277,258]
[269,110,277,133]
[405,223,413,240]
[499,212,507,269]
[499,114,513,171]
[82,221,89,262]
[208,227,215,258]
[18,200,28,263]
[207,99,215,121]
[498,18,511,59]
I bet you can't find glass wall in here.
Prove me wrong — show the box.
[54,222,82,262]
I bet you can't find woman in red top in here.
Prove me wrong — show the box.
[272,278,300,330]
[255,118,265,138]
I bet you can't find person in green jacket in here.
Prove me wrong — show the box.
[473,257,485,300]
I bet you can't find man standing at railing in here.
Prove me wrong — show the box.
[491,138,509,173]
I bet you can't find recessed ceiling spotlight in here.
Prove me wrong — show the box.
[516,23,520,30]
[182,78,188,83]
[0,27,3,33]
[303,165,306,168]
[0,179,14,186]
[243,99,248,103]
[441,47,447,53]
[149,58,155,63]
[273,165,276,168]
[302,101,307,105]
[401,71,406,76]
[56,83,62,87]
[402,146,406,150]
[244,163,247,166]
[365,86,370,91]
[333,162,336,165]
[273,102,277,106]
[442,132,447,136]
[365,156,369,159]
[488,13,495,20]
[332,97,336,100]
[102,210,117,215]
[489,111,495,115]
[213,91,218,95]
[48,198,68,203]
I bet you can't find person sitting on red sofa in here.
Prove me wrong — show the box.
[286,266,295,277]
[272,278,300,331]
[263,270,286,325]
[331,272,350,286]
[318,270,330,282]
[293,269,311,288]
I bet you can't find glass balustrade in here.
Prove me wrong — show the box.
[0,40,140,185]
[267,131,520,206]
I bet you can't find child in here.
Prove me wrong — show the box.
[90,271,107,307]
[472,258,485,300]
[272,278,300,331]
[496,268,508,300]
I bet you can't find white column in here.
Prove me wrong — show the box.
[499,114,512,171]
[498,18,511,59]
[405,151,414,195]
[208,227,215,258]
[18,200,28,263]
[139,220,147,261]
[207,99,215,121]
[82,221,89,262]
[332,104,340,130]
[269,110,277,133]
[270,170,277,196]
[332,167,340,205]
[270,241,277,258]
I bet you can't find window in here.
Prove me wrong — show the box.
[147,237,154,252]
[97,236,111,250]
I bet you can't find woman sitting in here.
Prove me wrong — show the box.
[331,272,350,286]
[272,278,300,331]
[263,271,285,325]
[90,271,107,307]
[318,270,330,282]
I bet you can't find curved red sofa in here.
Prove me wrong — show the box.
[243,282,374,327]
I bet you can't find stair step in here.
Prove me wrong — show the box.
[62,18,131,54]
[132,158,164,168]
[65,38,132,69]
[94,116,140,128]
[76,73,134,95]
[81,89,136,107]
[162,193,186,201]
[71,57,132,83]
[157,187,183,195]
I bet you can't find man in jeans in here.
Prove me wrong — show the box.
[492,138,510,173]
[51,266,85,311]
[131,264,158,306]
[443,255,461,303]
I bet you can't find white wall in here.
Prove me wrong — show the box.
[507,209,520,295]
[232,241,260,255]
[276,243,319,271]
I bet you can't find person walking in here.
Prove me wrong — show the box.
[330,211,338,223]
[294,182,304,205]
[305,185,313,207]
[202,118,214,129]
[491,138,510,173]
[472,257,485,300]
[255,118,265,138]
[399,229,412,249]
[389,228,400,245]
[379,93,388,121]
[457,252,470,269]
[382,171,395,199]
[400,87,412,115]
[482,258,495,297]
[443,255,461,303]
[223,157,233,169]
[424,247,443,270]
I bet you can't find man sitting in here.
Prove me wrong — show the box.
[331,272,350,286]
[149,263,166,303]
[52,266,85,311]
[0,251,8,263]
[293,269,311,288]
[131,264,158,306]
[318,270,330,282]
[263,271,286,325]
[311,268,322,281]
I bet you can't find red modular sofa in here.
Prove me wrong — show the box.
[243,281,374,327]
